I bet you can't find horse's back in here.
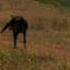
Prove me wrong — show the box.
[9,16,28,33]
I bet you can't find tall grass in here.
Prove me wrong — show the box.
[0,49,69,70]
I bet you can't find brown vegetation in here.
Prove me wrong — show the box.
[0,0,70,70]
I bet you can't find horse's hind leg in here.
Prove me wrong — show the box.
[13,31,18,48]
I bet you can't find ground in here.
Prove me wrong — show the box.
[0,0,70,70]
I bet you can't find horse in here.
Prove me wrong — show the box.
[0,16,28,48]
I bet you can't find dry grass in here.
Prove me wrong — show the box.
[0,0,70,70]
[0,30,70,70]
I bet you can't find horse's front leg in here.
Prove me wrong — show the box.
[23,32,27,49]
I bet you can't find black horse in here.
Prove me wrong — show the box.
[0,16,28,48]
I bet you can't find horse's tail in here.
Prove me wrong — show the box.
[0,23,10,33]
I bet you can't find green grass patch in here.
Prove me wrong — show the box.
[34,0,70,6]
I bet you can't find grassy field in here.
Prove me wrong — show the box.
[0,0,70,70]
